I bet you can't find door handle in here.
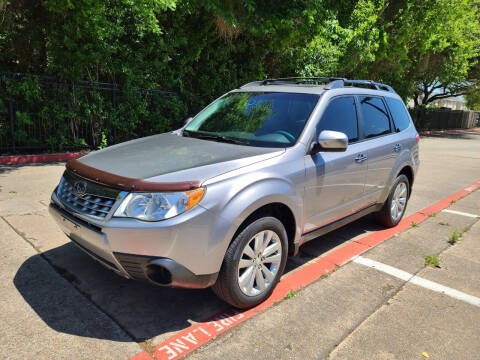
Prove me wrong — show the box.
[393,143,402,152]
[355,154,367,163]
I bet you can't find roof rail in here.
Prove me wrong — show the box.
[241,77,396,93]
[262,77,345,85]
[343,79,396,93]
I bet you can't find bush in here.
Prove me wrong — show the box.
[0,74,188,152]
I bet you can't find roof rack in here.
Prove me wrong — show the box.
[241,77,396,93]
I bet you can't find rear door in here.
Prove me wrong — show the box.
[357,96,400,202]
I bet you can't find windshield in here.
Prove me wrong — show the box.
[184,92,320,148]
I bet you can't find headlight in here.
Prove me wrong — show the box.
[114,188,204,221]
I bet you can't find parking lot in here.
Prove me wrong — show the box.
[1,131,479,360]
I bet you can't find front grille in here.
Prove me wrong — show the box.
[51,202,102,233]
[57,171,120,218]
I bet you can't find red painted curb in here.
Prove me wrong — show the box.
[129,351,155,360]
[325,241,369,266]
[132,180,480,360]
[420,127,480,136]
[0,152,87,165]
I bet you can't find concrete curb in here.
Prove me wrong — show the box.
[419,127,480,136]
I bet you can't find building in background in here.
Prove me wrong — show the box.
[433,96,468,110]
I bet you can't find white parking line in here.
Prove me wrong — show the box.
[442,209,479,218]
[353,256,480,307]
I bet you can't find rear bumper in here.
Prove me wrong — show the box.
[49,202,218,288]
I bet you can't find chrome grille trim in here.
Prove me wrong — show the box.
[56,171,121,219]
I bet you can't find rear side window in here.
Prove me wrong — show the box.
[359,96,391,138]
[385,98,411,132]
[317,96,358,143]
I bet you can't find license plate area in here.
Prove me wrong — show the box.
[50,203,120,270]
[60,215,81,234]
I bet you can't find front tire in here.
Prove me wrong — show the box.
[212,217,288,309]
[375,174,410,227]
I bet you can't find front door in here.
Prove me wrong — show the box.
[303,96,369,234]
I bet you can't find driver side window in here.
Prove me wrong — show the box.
[317,96,358,143]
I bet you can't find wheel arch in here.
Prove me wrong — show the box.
[231,202,298,256]
[397,165,414,198]
[381,159,415,204]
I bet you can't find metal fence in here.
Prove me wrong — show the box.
[3,73,480,154]
[0,72,181,154]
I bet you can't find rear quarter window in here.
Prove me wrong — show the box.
[385,98,411,132]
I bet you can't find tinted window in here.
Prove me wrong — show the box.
[185,92,319,148]
[317,97,358,142]
[359,96,391,138]
[385,98,411,132]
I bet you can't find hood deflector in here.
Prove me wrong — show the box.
[66,159,200,192]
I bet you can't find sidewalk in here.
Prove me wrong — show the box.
[189,190,480,359]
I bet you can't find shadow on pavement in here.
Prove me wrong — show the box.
[14,213,383,342]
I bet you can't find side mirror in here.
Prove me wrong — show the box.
[311,130,348,153]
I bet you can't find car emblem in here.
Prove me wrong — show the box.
[73,181,87,198]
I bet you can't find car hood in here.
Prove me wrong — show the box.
[78,132,284,184]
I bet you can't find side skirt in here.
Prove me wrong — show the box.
[301,203,382,243]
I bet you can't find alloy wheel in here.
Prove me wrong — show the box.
[237,230,282,296]
[391,181,407,222]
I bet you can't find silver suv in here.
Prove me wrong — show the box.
[49,77,419,308]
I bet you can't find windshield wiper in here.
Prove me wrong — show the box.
[183,130,249,145]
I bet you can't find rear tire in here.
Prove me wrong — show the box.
[375,174,410,227]
[212,216,288,309]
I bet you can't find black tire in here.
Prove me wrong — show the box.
[375,174,410,227]
[212,216,288,309]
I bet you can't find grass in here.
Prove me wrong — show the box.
[8,190,17,194]
[450,200,456,204]
[428,213,437,217]
[321,273,329,279]
[284,290,297,299]
[424,255,440,268]
[462,226,471,233]
[438,222,450,226]
[411,221,418,227]
[448,229,462,245]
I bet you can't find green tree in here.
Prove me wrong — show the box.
[367,0,480,107]
[465,87,480,110]
[2,0,480,152]
[465,60,480,110]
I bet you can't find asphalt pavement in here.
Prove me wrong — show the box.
[0,131,479,359]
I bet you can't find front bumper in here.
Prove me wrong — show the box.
[49,198,223,288]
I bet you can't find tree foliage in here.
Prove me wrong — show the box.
[0,0,479,152]
[367,0,480,105]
